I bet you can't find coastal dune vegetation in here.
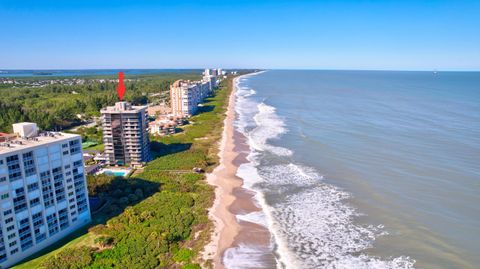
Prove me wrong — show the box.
[12,75,237,268]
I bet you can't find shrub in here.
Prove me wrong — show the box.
[183,264,201,269]
[40,246,93,269]
[173,248,194,262]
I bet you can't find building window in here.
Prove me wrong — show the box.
[21,239,33,251]
[10,248,18,255]
[0,176,6,183]
[23,151,36,177]
[6,155,18,163]
[8,233,16,240]
[35,233,46,243]
[32,212,42,219]
[15,187,25,196]
[29,197,41,207]
[46,213,59,236]
[77,196,88,214]
[3,209,12,216]
[5,217,13,224]
[13,190,28,213]
[32,212,44,228]
[7,154,22,182]
[41,171,55,208]
[19,217,29,226]
[69,139,81,155]
[53,167,66,203]
[27,182,39,192]
[58,208,69,230]
[1,193,9,200]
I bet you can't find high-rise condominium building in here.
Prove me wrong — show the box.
[202,69,219,92]
[101,102,150,167]
[0,123,91,268]
[170,80,211,117]
[203,68,213,76]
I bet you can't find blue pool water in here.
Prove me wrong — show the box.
[103,170,128,177]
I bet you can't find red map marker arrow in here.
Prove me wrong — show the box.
[117,71,126,101]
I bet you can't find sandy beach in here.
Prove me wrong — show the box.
[202,74,276,268]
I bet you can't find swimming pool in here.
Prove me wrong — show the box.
[98,168,131,177]
[104,171,127,177]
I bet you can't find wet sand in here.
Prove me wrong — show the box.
[202,75,276,268]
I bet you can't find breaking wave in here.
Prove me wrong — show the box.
[230,73,416,269]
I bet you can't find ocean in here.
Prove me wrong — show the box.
[233,70,480,269]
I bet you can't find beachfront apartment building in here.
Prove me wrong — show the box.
[170,80,210,117]
[0,123,91,268]
[202,75,217,92]
[203,68,216,77]
[204,68,225,77]
[101,101,151,167]
[170,80,198,117]
[203,68,220,92]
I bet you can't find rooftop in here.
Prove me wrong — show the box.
[0,132,80,155]
[101,101,147,114]
[171,79,190,88]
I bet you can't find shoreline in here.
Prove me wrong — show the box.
[202,73,276,268]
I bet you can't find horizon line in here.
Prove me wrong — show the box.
[1,68,479,72]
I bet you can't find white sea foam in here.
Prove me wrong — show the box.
[263,166,412,268]
[249,103,293,156]
[259,163,322,186]
[236,210,268,227]
[235,159,306,268]
[231,72,415,269]
[235,75,292,156]
[223,244,277,269]
[236,158,263,189]
[252,162,414,269]
[234,85,259,135]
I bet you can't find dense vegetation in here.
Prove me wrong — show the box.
[0,73,200,132]
[71,125,105,151]
[86,174,160,216]
[13,76,237,269]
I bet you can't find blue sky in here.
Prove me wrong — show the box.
[1,0,479,70]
